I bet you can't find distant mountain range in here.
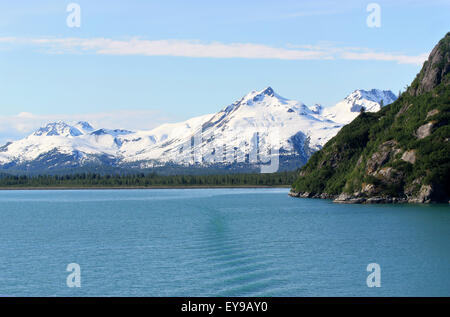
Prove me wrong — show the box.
[0,87,396,174]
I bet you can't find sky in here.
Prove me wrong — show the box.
[0,0,449,144]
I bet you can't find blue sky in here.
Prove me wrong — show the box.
[0,0,449,142]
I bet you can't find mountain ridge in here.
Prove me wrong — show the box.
[0,87,394,175]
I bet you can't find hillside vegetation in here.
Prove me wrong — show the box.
[291,32,450,203]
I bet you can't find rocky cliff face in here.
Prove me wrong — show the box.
[409,33,450,96]
[291,32,450,204]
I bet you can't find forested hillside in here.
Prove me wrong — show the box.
[291,33,450,203]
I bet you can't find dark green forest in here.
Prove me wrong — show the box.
[0,171,297,188]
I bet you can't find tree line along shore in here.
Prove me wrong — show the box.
[0,171,297,189]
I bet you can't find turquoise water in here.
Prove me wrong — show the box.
[0,188,449,297]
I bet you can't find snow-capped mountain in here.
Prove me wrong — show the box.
[0,87,394,173]
[117,87,341,169]
[322,89,397,124]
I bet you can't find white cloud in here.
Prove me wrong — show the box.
[340,51,429,65]
[0,110,181,145]
[0,36,428,65]
[287,42,430,65]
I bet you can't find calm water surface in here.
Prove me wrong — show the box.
[0,188,449,296]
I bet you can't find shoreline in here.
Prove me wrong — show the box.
[0,185,291,191]
[289,190,450,204]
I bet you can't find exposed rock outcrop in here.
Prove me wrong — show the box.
[416,122,434,139]
[366,141,400,174]
[426,109,440,118]
[408,185,433,203]
[401,150,417,164]
[408,32,450,96]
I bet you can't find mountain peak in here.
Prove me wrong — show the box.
[260,86,275,97]
[323,89,397,124]
[74,121,94,133]
[240,86,282,105]
[33,121,82,137]
[215,86,305,123]
[76,121,93,128]
[408,32,450,96]
[348,89,397,102]
[39,121,70,130]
